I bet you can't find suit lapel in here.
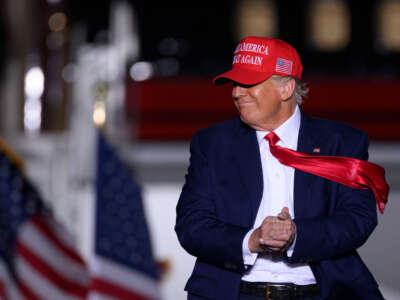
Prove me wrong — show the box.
[231,112,322,222]
[231,120,263,223]
[294,111,319,219]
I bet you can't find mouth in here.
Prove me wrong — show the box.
[237,101,255,107]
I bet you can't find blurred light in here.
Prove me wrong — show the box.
[24,66,43,135]
[129,61,154,81]
[25,67,44,99]
[24,98,42,134]
[93,101,106,127]
[156,58,180,76]
[309,0,350,51]
[234,0,278,41]
[62,63,77,83]
[158,38,179,56]
[377,0,400,51]
[46,32,64,50]
[48,12,67,32]
[47,0,61,4]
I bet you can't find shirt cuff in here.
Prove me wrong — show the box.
[286,234,297,257]
[242,229,258,265]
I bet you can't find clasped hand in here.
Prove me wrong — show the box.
[248,207,296,253]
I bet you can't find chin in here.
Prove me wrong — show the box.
[239,115,257,129]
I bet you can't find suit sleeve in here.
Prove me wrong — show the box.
[175,133,250,273]
[288,130,378,264]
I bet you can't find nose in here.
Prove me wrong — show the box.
[232,85,246,101]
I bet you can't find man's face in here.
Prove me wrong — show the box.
[232,77,288,131]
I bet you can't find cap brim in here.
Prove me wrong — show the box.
[213,67,273,86]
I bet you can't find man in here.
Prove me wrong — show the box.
[175,36,385,300]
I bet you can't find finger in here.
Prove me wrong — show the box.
[278,207,290,220]
[270,232,291,242]
[270,228,291,239]
[260,221,292,240]
[261,225,290,239]
[266,247,283,252]
[270,226,289,234]
[270,222,293,232]
[277,213,289,221]
[264,216,280,224]
[270,226,295,240]
[266,216,288,223]
[260,238,287,248]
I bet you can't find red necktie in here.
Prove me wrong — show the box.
[265,132,389,214]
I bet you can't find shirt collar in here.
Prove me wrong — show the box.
[256,105,301,150]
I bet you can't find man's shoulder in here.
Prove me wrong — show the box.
[305,113,368,140]
[188,117,247,154]
[193,117,242,140]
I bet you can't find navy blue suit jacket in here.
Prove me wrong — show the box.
[175,111,384,299]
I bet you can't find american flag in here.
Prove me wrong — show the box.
[275,57,293,75]
[0,149,89,299]
[88,133,160,300]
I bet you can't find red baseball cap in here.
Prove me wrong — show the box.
[213,36,303,85]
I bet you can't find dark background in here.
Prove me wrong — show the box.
[1,0,400,80]
[67,0,400,78]
[0,0,399,138]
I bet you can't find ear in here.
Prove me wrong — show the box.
[279,78,295,101]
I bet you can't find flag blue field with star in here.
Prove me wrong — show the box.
[95,132,158,280]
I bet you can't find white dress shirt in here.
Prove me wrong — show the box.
[241,105,316,285]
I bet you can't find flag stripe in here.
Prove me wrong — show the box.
[32,216,86,265]
[0,260,26,300]
[6,280,25,300]
[0,152,89,300]
[16,256,84,300]
[91,278,155,300]
[88,292,117,300]
[0,262,6,300]
[90,255,159,300]
[275,57,293,74]
[20,219,89,285]
[16,279,42,300]
[0,282,4,300]
[16,241,88,297]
